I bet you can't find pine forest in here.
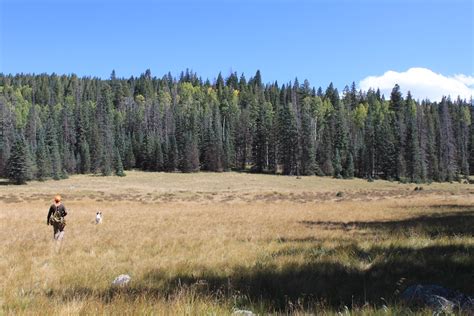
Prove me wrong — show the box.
[1,70,473,184]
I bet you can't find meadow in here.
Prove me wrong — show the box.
[0,172,473,315]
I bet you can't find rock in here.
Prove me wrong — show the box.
[425,295,455,313]
[401,284,473,314]
[461,297,474,313]
[233,309,256,316]
[112,274,131,286]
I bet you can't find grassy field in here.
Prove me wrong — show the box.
[0,171,473,315]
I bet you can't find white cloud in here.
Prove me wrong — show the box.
[454,74,474,86]
[359,67,474,102]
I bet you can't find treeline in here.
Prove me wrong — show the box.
[0,70,473,184]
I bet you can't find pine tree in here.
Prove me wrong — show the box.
[363,105,375,179]
[62,143,76,175]
[124,134,136,169]
[142,133,154,170]
[333,149,342,178]
[89,115,102,173]
[469,105,474,176]
[438,97,457,181]
[152,137,163,171]
[221,119,234,171]
[60,96,77,174]
[45,118,62,180]
[166,133,178,171]
[36,136,50,181]
[345,152,354,179]
[79,140,91,174]
[7,136,29,184]
[25,103,38,149]
[252,101,273,173]
[180,132,199,172]
[406,95,422,182]
[0,95,15,178]
[425,106,440,181]
[25,143,37,180]
[96,84,115,176]
[114,146,125,176]
[300,98,316,175]
[202,105,223,171]
[235,108,251,170]
[377,117,397,180]
[390,85,407,180]
[455,102,471,178]
[316,98,334,176]
[278,101,298,175]
[333,95,348,160]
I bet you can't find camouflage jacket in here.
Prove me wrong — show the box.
[47,204,67,224]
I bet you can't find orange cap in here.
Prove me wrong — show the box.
[54,195,61,203]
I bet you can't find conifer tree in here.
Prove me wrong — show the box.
[166,133,178,171]
[252,101,273,172]
[344,152,354,179]
[152,137,164,171]
[469,105,474,176]
[439,97,457,181]
[7,135,29,184]
[333,149,342,178]
[180,132,199,172]
[114,146,125,176]
[426,106,440,181]
[89,116,102,173]
[300,98,316,175]
[456,103,471,178]
[390,85,407,180]
[36,135,50,181]
[0,95,14,178]
[45,118,62,180]
[124,134,136,169]
[278,102,297,175]
[96,84,115,175]
[78,140,91,174]
[406,95,422,182]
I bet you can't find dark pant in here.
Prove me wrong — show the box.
[53,222,65,240]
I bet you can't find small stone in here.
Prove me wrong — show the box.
[233,309,256,316]
[401,284,473,314]
[112,274,131,286]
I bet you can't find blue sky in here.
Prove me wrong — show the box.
[1,0,473,100]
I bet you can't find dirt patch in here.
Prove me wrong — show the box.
[0,194,23,203]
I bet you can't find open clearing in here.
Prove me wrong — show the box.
[1,172,473,314]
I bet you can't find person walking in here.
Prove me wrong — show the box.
[47,195,67,240]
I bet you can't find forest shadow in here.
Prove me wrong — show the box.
[300,208,474,237]
[47,242,473,311]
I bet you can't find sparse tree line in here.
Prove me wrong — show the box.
[0,70,473,184]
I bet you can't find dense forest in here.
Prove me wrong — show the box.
[0,70,473,184]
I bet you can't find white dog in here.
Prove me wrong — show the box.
[95,211,103,224]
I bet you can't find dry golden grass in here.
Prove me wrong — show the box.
[1,171,473,315]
